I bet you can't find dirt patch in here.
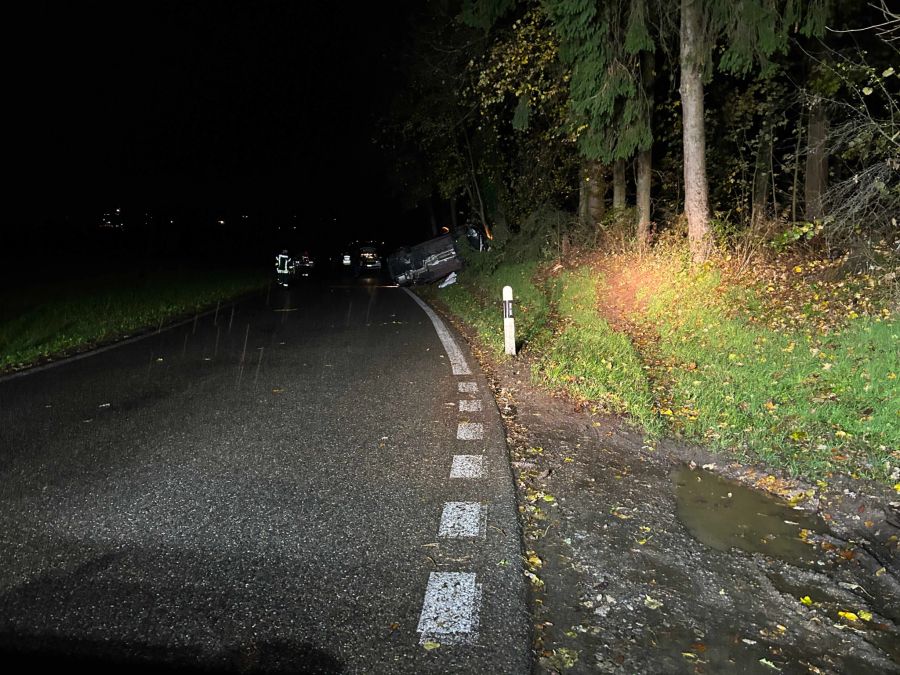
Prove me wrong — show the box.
[434,299,900,674]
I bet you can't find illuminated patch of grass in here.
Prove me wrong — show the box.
[0,266,269,373]
[643,265,899,482]
[420,256,551,357]
[536,267,659,432]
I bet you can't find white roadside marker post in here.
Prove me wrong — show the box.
[503,285,516,356]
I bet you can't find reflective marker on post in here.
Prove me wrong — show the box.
[503,285,516,356]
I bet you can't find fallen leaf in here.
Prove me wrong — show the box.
[422,640,441,650]
[858,610,873,621]
[838,611,859,622]
[760,658,781,671]
[800,595,813,606]
[644,595,663,610]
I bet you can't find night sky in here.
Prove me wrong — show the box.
[11,1,419,260]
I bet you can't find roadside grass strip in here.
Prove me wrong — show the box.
[0,267,268,373]
[438,502,486,538]
[450,455,484,478]
[417,572,482,645]
[421,259,551,357]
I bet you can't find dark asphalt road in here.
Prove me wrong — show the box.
[0,275,529,674]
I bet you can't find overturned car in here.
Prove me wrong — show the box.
[387,233,463,287]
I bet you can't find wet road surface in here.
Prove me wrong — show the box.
[0,276,529,673]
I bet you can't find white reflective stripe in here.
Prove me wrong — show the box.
[458,382,478,393]
[457,422,484,440]
[417,572,481,644]
[450,455,484,478]
[438,502,485,538]
[459,399,482,412]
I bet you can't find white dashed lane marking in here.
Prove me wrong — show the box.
[450,455,484,478]
[438,502,486,538]
[417,572,482,645]
[457,422,484,440]
[459,399,482,412]
[458,381,478,393]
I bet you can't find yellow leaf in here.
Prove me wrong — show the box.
[644,595,663,610]
[423,640,441,650]
[859,610,873,621]
[800,595,813,606]
[838,611,859,622]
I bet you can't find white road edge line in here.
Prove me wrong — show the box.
[401,288,471,375]
[417,571,482,645]
[457,422,484,440]
[438,502,486,538]
[458,381,478,393]
[459,399,483,412]
[450,455,484,478]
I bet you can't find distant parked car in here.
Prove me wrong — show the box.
[357,243,382,272]
[292,251,316,278]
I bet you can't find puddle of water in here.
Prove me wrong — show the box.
[673,466,829,565]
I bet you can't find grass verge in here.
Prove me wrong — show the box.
[418,250,552,357]
[0,265,269,373]
[420,241,898,485]
[638,255,898,482]
[535,267,660,433]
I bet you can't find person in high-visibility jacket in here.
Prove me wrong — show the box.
[275,249,293,287]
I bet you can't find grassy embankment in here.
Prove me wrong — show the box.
[0,266,269,373]
[420,244,898,485]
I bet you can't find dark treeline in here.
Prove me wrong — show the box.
[379,0,898,264]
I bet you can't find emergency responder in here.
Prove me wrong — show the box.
[275,249,293,287]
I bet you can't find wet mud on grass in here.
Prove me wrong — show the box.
[438,307,900,674]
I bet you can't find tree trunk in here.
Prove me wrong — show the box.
[612,159,626,209]
[449,195,458,232]
[579,160,607,229]
[805,96,828,221]
[636,148,652,250]
[636,50,655,251]
[426,196,438,237]
[680,0,711,263]
[751,120,773,232]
